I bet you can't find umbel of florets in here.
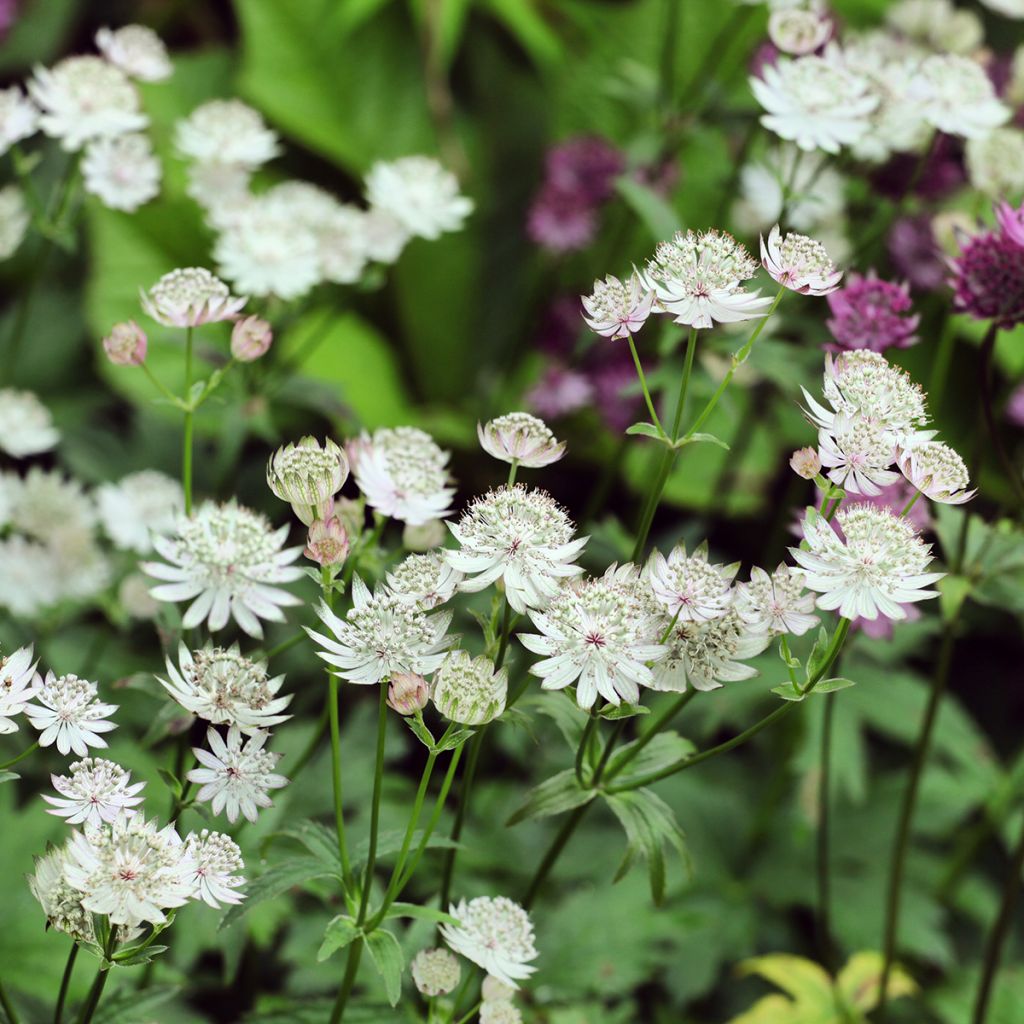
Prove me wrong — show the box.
[431,650,508,726]
[267,436,349,524]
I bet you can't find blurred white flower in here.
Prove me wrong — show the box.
[0,537,60,617]
[186,161,252,226]
[141,267,246,328]
[25,671,118,757]
[118,572,161,620]
[966,127,1024,199]
[44,757,145,826]
[909,55,1009,138]
[480,1003,522,1024]
[0,87,38,156]
[363,207,410,263]
[97,469,184,553]
[0,644,36,734]
[411,948,461,997]
[184,829,245,908]
[95,24,173,81]
[478,412,566,468]
[175,99,279,168]
[403,518,448,552]
[431,649,508,725]
[886,0,983,55]
[0,388,59,456]
[365,155,473,240]
[768,5,832,55]
[82,132,161,211]
[441,896,538,989]
[581,272,655,340]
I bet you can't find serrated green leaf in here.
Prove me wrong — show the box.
[522,691,588,752]
[606,732,695,788]
[433,726,475,753]
[220,856,339,930]
[365,928,404,1006]
[317,915,360,961]
[110,944,168,968]
[507,769,596,826]
[404,714,436,750]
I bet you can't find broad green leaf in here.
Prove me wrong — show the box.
[625,421,668,443]
[836,951,916,1011]
[220,856,339,930]
[523,692,588,752]
[317,915,360,962]
[599,702,651,721]
[771,681,805,702]
[615,175,681,242]
[267,819,343,872]
[938,574,972,622]
[606,731,695,788]
[507,769,595,826]
[680,431,730,451]
[365,928,404,1007]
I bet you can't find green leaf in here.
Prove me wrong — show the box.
[433,726,475,753]
[805,625,832,683]
[109,944,168,968]
[814,677,856,694]
[93,985,179,1024]
[678,432,730,451]
[157,768,182,797]
[383,902,460,926]
[599,702,651,721]
[614,175,681,242]
[267,820,344,872]
[317,915,361,962]
[522,692,588,752]
[477,0,563,66]
[938,574,973,622]
[606,731,695,789]
[220,856,339,930]
[771,682,805,702]
[625,421,668,443]
[836,951,916,1011]
[0,771,19,784]
[404,714,436,751]
[507,769,596,826]
[365,928,404,1007]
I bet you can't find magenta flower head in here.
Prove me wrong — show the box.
[545,136,624,205]
[950,227,1024,328]
[888,215,946,292]
[103,320,148,366]
[996,200,1024,249]
[825,272,919,353]
[526,187,596,253]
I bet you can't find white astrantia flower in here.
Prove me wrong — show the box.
[364,155,473,240]
[760,225,841,295]
[478,412,566,468]
[0,87,38,156]
[184,829,245,908]
[411,948,461,997]
[175,99,280,168]
[95,24,173,81]
[0,644,36,733]
[266,435,349,525]
[161,644,292,733]
[792,505,943,620]
[308,576,455,685]
[581,272,655,340]
[29,847,94,942]
[386,551,464,609]
[649,607,770,693]
[768,5,832,56]
[965,128,1024,200]
[441,896,538,989]
[737,564,818,637]
[909,55,1009,139]
[648,544,738,623]
[44,758,145,826]
[817,414,900,496]
[64,814,195,928]
[0,185,29,261]
[143,500,304,639]
[431,649,508,726]
[480,1004,523,1024]
[750,48,878,154]
[29,56,147,151]
[886,0,983,56]
[5,467,98,541]
[188,726,288,824]
[141,267,246,328]
[186,161,252,227]
[519,565,667,709]
[981,0,1024,16]
[363,207,411,263]
[96,469,184,554]
[482,976,516,1003]
[0,537,60,617]
[25,672,118,757]
[447,485,586,614]
[348,427,455,526]
[898,442,975,504]
[0,388,59,456]
[81,132,161,211]
[639,229,772,329]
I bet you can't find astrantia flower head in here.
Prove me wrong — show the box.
[520,565,667,709]
[364,155,473,240]
[82,132,161,211]
[737,564,818,637]
[267,436,349,524]
[826,272,919,353]
[886,0,983,54]
[950,228,1024,328]
[441,896,538,989]
[447,485,586,614]
[143,500,303,638]
[44,758,145,826]
[0,644,36,734]
[348,427,455,526]
[186,161,252,226]
[308,576,455,685]
[817,413,900,496]
[909,55,1009,139]
[581,272,655,339]
[185,829,245,908]
[141,267,246,328]
[25,672,118,757]
[0,388,59,457]
[478,412,566,469]
[411,948,461,997]
[966,128,1024,199]
[187,726,288,824]
[648,543,737,622]
[997,200,1024,250]
[175,99,279,168]
[431,649,508,726]
[760,225,841,295]
[768,5,832,55]
[363,207,410,264]
[482,977,516,1003]
[102,320,148,366]
[97,469,184,554]
[95,24,173,81]
[386,551,463,609]
[64,814,195,927]
[28,56,146,151]
[29,847,94,942]
[480,1003,523,1024]
[640,229,772,329]
[750,49,877,154]
[791,505,943,620]
[0,87,38,156]
[162,644,292,733]
[387,671,430,715]
[898,442,975,504]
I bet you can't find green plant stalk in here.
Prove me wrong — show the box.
[575,712,598,785]
[437,730,484,914]
[0,979,20,1024]
[627,334,666,437]
[182,326,195,516]
[493,598,514,671]
[0,740,38,771]
[506,461,519,487]
[817,691,837,971]
[899,490,922,518]
[54,944,78,1024]
[75,927,116,1024]
[602,690,697,785]
[329,938,364,1024]
[928,312,957,415]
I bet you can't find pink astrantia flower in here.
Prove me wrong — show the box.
[141,267,246,328]
[760,224,842,295]
[478,412,566,468]
[527,187,597,252]
[581,272,654,339]
[826,272,919,353]
[950,228,1024,327]
[898,442,976,505]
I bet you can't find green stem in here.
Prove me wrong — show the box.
[493,598,514,671]
[182,326,195,516]
[979,323,1024,509]
[263,630,306,661]
[454,999,483,1024]
[54,944,78,1024]
[139,362,183,407]
[0,740,38,771]
[75,928,116,1024]
[817,692,836,971]
[575,712,599,785]
[323,568,353,890]
[0,980,20,1024]
[437,730,484,912]
[356,685,389,925]
[506,461,519,487]
[899,490,922,518]
[329,937,364,1024]
[603,690,696,784]
[626,334,666,437]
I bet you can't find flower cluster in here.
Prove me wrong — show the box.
[950,200,1024,328]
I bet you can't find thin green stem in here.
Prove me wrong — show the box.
[626,334,665,436]
[54,943,78,1024]
[323,568,353,890]
[329,937,364,1024]
[438,730,484,912]
[0,740,38,771]
[494,598,514,671]
[506,461,519,487]
[817,692,836,971]
[356,684,389,925]
[182,326,195,516]
[575,712,599,785]
[928,313,957,415]
[139,362,183,407]
[264,630,306,661]
[454,999,483,1024]
[899,490,922,518]
[0,980,20,1024]
[603,690,696,784]
[75,928,116,1024]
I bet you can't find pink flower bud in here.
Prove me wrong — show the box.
[304,516,349,566]
[103,320,147,366]
[790,446,821,480]
[387,672,429,716]
[231,315,273,362]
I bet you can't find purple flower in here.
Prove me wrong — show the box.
[871,134,965,202]
[888,215,947,292]
[1007,383,1024,428]
[545,137,624,205]
[526,185,597,253]
[749,41,780,80]
[825,272,919,353]
[525,365,593,420]
[950,228,1024,328]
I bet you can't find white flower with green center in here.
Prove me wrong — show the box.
[95,24,173,81]
[0,185,29,260]
[431,650,507,726]
[519,565,667,709]
[648,543,738,622]
[143,500,303,638]
[141,267,246,328]
[0,87,38,157]
[29,847,94,942]
[44,758,145,826]
[791,505,943,620]
[909,54,1009,139]
[0,644,36,734]
[760,225,842,295]
[581,272,654,339]
[364,155,473,240]
[175,98,280,168]
[966,127,1024,200]
[29,55,146,151]
[308,576,455,684]
[0,388,58,456]
[82,132,161,212]
[898,442,975,505]
[267,436,349,524]
[96,469,184,554]
[386,551,463,609]
[161,644,292,733]
[817,413,900,496]
[639,229,772,329]
[441,896,538,989]
[411,948,461,997]
[737,565,819,638]
[184,829,245,908]
[447,485,586,614]
[649,607,770,693]
[349,426,455,526]
[25,672,118,757]
[478,412,566,468]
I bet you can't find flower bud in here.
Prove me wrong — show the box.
[103,320,147,366]
[402,518,446,552]
[387,672,430,716]
[410,948,460,997]
[789,446,821,480]
[231,315,273,362]
[267,436,349,524]
[431,650,507,726]
[304,516,350,567]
